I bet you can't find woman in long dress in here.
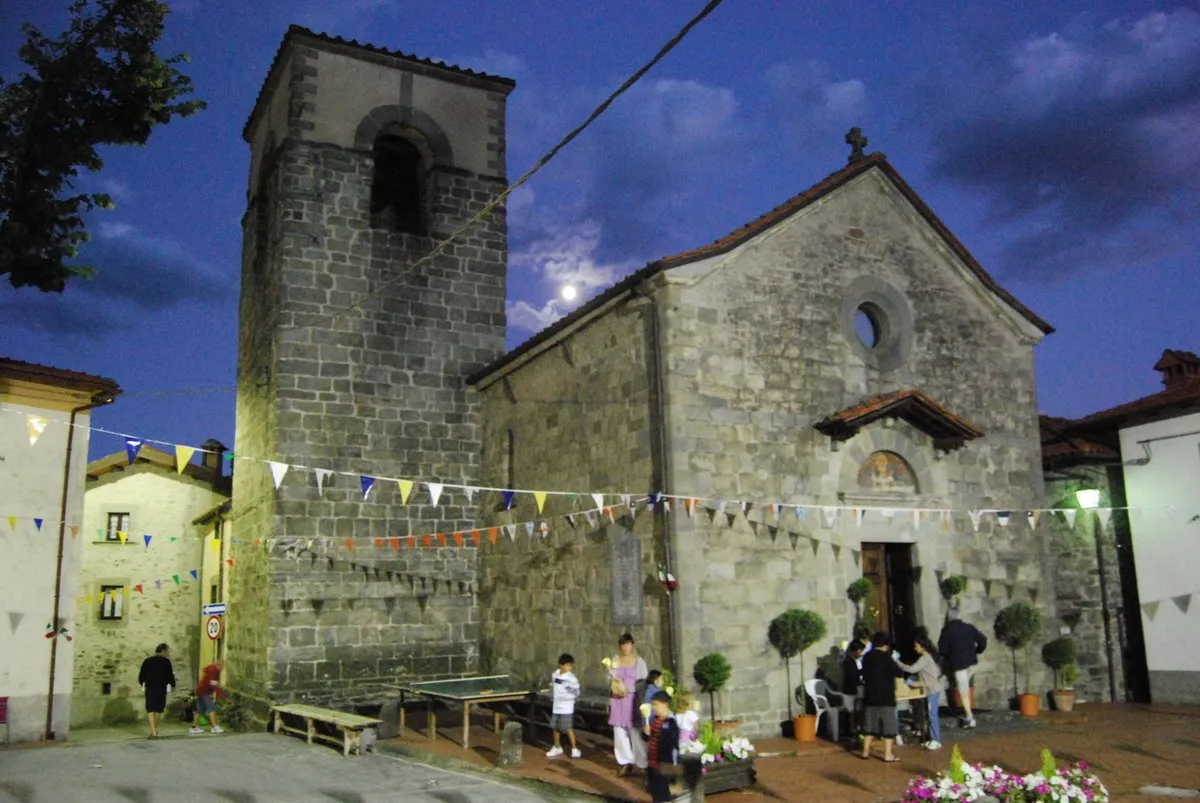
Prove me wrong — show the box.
[606,632,648,775]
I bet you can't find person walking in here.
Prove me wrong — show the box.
[605,632,648,776]
[546,653,582,759]
[191,661,225,734]
[937,607,987,728]
[860,632,903,762]
[137,643,176,739]
[895,635,947,749]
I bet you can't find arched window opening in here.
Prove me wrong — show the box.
[370,134,424,234]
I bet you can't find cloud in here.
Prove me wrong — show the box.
[1,223,238,336]
[922,9,1200,279]
[765,61,868,146]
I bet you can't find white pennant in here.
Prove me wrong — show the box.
[663,499,671,513]
[464,487,477,504]
[1097,508,1112,530]
[855,508,866,528]
[968,510,983,532]
[1063,509,1077,529]
[996,511,1010,527]
[504,524,517,541]
[716,500,727,516]
[620,494,631,508]
[427,483,444,507]
[524,521,535,537]
[314,468,332,494]
[585,512,597,528]
[911,510,921,529]
[822,507,838,528]
[268,461,289,490]
[26,415,49,446]
[592,493,604,510]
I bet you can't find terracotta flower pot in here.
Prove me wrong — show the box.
[794,714,818,742]
[1051,690,1076,713]
[1018,693,1040,717]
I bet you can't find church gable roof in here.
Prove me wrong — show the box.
[814,389,984,453]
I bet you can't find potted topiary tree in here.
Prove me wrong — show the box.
[940,575,967,609]
[847,577,874,632]
[768,608,827,742]
[1042,636,1078,712]
[994,602,1044,717]
[693,652,733,728]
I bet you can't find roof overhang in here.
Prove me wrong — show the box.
[815,389,984,452]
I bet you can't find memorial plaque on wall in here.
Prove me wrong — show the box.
[610,526,643,626]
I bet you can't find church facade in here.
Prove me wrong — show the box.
[231,27,1061,735]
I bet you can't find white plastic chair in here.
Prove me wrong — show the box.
[802,679,839,741]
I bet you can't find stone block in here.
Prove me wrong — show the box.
[497,720,524,768]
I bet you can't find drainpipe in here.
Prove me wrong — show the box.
[638,277,680,677]
[45,391,117,740]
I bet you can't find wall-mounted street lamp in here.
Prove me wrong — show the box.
[1076,485,1117,703]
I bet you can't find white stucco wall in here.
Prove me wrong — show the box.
[1119,411,1200,702]
[0,402,92,742]
[71,469,225,727]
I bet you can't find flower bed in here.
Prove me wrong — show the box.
[903,747,1108,802]
[679,722,757,793]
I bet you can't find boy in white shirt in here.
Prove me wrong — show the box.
[547,653,582,758]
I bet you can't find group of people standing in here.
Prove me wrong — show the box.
[839,608,988,761]
[136,643,227,738]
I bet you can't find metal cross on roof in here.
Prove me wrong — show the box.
[845,127,868,163]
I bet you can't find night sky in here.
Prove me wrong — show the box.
[2,0,1197,460]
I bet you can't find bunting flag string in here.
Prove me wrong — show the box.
[27,415,48,445]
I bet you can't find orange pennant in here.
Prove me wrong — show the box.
[373,538,385,549]
[69,525,79,539]
[226,558,235,567]
[345,538,355,551]
[437,533,447,546]
[421,534,432,548]
[488,527,498,545]
[471,530,481,547]
[390,537,400,552]
[453,532,464,548]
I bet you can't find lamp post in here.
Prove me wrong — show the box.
[1076,486,1117,703]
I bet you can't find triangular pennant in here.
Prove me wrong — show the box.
[504,524,517,541]
[811,536,821,556]
[1172,594,1192,614]
[125,438,143,465]
[26,415,48,445]
[436,532,447,546]
[592,493,604,510]
[34,518,43,531]
[345,537,355,551]
[996,511,1011,527]
[406,535,416,549]
[395,479,414,504]
[172,574,181,586]
[648,493,659,510]
[663,499,671,513]
[175,445,196,474]
[1063,509,1077,529]
[1029,587,1040,605]
[524,521,535,537]
[211,537,221,553]
[940,510,952,531]
[154,579,162,590]
[189,569,198,580]
[832,544,842,561]
[565,514,577,528]
[390,537,400,552]
[854,508,865,528]
[427,482,444,506]
[787,531,800,550]
[503,490,515,510]
[487,527,498,545]
[1098,508,1112,530]
[984,579,993,597]
[1142,601,1160,620]
[67,524,78,538]
[850,549,860,566]
[9,611,23,634]
[123,586,131,598]
[533,491,547,514]
[360,476,376,500]
[373,538,385,549]
[968,510,983,532]
[1026,510,1041,530]
[795,506,808,523]
[767,525,779,543]
[313,468,331,493]
[585,511,597,529]
[822,507,838,528]
[118,530,128,545]
[268,461,289,489]
[741,501,752,517]
[134,584,144,594]
[684,498,695,518]
[464,487,477,504]
[453,532,464,548]
[471,530,481,547]
[7,516,17,530]
[143,534,152,548]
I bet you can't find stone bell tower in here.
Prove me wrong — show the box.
[230,26,514,715]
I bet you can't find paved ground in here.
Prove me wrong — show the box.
[0,730,590,803]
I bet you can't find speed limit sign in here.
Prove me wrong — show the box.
[206,615,222,640]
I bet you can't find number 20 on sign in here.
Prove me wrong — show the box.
[206,615,222,640]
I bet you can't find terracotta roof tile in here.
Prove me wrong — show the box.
[244,25,516,140]
[1073,377,1200,429]
[814,389,983,452]
[0,357,121,397]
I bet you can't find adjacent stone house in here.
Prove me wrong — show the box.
[468,151,1058,733]
[70,443,230,727]
[0,358,121,743]
[1042,349,1200,705]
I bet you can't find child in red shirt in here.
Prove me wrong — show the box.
[191,662,225,734]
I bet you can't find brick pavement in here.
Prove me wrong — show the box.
[380,703,1200,802]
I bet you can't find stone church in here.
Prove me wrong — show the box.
[230,26,1058,735]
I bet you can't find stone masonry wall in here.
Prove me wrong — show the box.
[1046,473,1126,702]
[72,469,223,726]
[475,297,668,691]
[232,41,509,717]
[660,168,1054,735]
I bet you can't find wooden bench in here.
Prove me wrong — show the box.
[271,703,382,756]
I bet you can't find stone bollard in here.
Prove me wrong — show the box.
[497,721,523,768]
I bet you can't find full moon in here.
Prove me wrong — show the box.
[561,285,577,301]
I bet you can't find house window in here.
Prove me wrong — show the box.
[99,585,125,620]
[106,513,130,542]
[370,134,425,234]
